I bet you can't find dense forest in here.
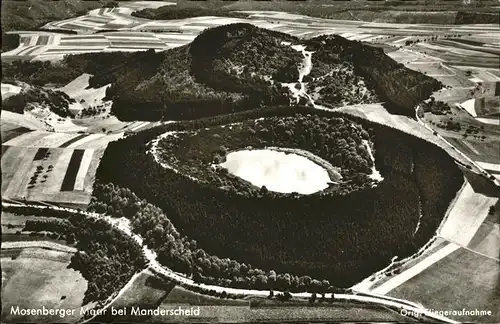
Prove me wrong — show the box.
[131,5,248,20]
[1,52,136,87]
[89,183,336,293]
[92,105,464,288]
[305,35,442,114]
[2,85,76,118]
[1,32,20,52]
[2,24,441,120]
[1,0,105,42]
[154,114,376,196]
[4,206,146,305]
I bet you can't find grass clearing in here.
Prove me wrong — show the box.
[1,146,38,198]
[74,149,94,191]
[94,270,172,322]
[1,145,98,205]
[31,133,86,148]
[3,131,49,147]
[474,96,500,117]
[446,138,500,164]
[151,302,410,323]
[110,270,174,309]
[467,220,500,260]
[1,248,87,323]
[59,134,88,148]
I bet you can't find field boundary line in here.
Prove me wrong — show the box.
[448,242,500,263]
[371,242,460,295]
[1,240,77,253]
[74,149,95,191]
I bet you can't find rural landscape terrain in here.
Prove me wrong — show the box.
[1,0,499,323]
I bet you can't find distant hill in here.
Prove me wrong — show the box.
[1,0,105,51]
[131,5,248,20]
[138,0,500,24]
[1,0,108,31]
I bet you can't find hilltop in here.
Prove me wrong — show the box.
[2,23,442,120]
[101,23,441,119]
[304,35,442,112]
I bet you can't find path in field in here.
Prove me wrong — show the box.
[357,105,500,313]
[354,103,500,297]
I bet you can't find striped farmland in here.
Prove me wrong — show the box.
[60,149,85,191]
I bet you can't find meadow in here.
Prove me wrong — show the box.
[1,247,87,323]
[389,247,499,323]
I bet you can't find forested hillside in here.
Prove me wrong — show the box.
[154,114,376,196]
[131,5,248,20]
[1,52,135,86]
[92,105,464,288]
[305,35,442,114]
[2,85,76,118]
[2,23,441,120]
[1,0,105,32]
[100,23,441,118]
[103,24,301,120]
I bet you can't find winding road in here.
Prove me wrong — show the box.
[3,34,491,324]
[415,105,500,187]
[2,200,457,324]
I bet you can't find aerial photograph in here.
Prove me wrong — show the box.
[1,0,499,323]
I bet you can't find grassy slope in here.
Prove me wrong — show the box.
[390,247,500,323]
[96,270,410,323]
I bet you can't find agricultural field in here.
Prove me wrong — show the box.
[1,247,88,323]
[1,70,162,210]
[0,122,31,144]
[2,4,499,62]
[1,1,499,323]
[99,270,411,323]
[1,211,69,243]
[388,247,499,323]
[1,133,115,207]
